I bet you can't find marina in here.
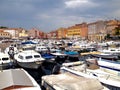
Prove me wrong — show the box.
[0,39,120,90]
[1,0,120,89]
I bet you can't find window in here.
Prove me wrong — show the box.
[34,55,40,58]
[2,58,9,61]
[111,49,115,51]
[26,56,32,59]
[18,55,23,59]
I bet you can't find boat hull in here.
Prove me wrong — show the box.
[16,61,42,69]
[98,59,120,72]
[91,54,118,60]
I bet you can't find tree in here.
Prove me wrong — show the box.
[0,26,8,29]
[105,33,111,40]
[114,26,120,36]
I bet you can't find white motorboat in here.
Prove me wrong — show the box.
[42,72,109,90]
[91,53,119,61]
[0,68,41,90]
[48,47,60,53]
[14,50,45,69]
[0,52,13,70]
[98,47,120,55]
[35,44,48,53]
[96,58,120,74]
[61,61,120,89]
[86,56,120,75]
[82,51,120,75]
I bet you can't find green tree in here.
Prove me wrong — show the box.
[105,34,111,40]
[0,26,8,29]
[114,26,120,36]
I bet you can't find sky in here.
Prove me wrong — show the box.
[0,0,120,32]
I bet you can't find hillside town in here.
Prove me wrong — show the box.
[0,19,120,42]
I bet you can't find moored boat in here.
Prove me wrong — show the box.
[35,44,48,53]
[0,68,41,90]
[0,52,13,70]
[42,72,109,90]
[14,50,45,69]
[61,61,120,89]
[91,53,119,61]
[98,47,120,55]
[86,55,120,75]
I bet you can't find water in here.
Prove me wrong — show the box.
[13,61,58,89]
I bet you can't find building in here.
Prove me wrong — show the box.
[88,20,106,41]
[4,28,17,39]
[106,20,120,36]
[48,31,57,39]
[67,25,81,38]
[19,29,28,39]
[0,29,11,39]
[57,28,67,39]
[28,28,46,39]
[79,23,88,39]
[66,23,88,39]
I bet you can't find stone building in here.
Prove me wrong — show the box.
[88,20,106,41]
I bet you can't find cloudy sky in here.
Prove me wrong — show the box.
[0,0,120,32]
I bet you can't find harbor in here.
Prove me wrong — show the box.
[0,39,120,90]
[1,0,120,89]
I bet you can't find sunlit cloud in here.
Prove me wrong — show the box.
[65,0,98,8]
